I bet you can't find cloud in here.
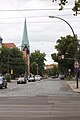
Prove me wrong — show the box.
[0,0,80,65]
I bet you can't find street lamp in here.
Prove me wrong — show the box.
[36,63,38,75]
[49,16,75,36]
[36,58,39,75]
[49,15,79,88]
[7,51,10,73]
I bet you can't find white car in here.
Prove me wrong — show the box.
[35,75,42,81]
[28,76,35,82]
[17,77,27,84]
[0,76,7,89]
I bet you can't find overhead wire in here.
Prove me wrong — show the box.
[0,8,73,12]
[0,8,79,24]
[0,15,79,24]
[0,13,74,19]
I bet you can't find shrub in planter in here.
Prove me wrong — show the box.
[65,75,72,81]
[5,73,11,82]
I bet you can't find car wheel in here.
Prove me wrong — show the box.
[5,85,7,89]
[24,81,26,84]
[0,86,2,89]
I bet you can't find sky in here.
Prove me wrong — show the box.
[0,0,80,64]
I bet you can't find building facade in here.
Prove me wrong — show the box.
[2,43,16,48]
[45,64,58,70]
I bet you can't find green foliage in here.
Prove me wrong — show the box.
[9,48,26,76]
[0,47,26,77]
[52,0,68,10]
[5,73,11,82]
[45,66,59,77]
[30,50,46,76]
[51,35,79,75]
[65,75,73,81]
[72,0,80,15]
[52,0,80,15]
[30,62,37,75]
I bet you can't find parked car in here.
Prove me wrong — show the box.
[17,77,27,84]
[35,75,42,81]
[28,76,35,82]
[51,75,58,78]
[0,76,7,89]
[59,74,65,80]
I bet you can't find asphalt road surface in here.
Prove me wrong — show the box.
[0,77,80,120]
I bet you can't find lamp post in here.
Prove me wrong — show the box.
[7,51,10,74]
[49,16,75,36]
[49,15,79,88]
[36,58,39,75]
[36,63,38,75]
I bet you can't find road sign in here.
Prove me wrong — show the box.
[11,69,13,75]
[74,60,79,88]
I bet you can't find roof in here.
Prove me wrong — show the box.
[2,43,16,48]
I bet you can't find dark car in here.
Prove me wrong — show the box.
[17,77,27,84]
[0,76,7,89]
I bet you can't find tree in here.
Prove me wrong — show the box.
[0,47,9,74]
[30,50,46,76]
[51,35,79,75]
[0,47,26,77]
[10,47,26,77]
[45,66,59,77]
[52,0,80,15]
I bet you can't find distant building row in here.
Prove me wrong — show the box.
[45,64,58,70]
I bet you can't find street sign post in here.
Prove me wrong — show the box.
[74,60,79,88]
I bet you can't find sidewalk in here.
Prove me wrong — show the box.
[67,80,80,93]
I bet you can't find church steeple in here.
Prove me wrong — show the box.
[21,18,30,54]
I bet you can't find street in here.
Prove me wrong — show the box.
[0,78,80,120]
